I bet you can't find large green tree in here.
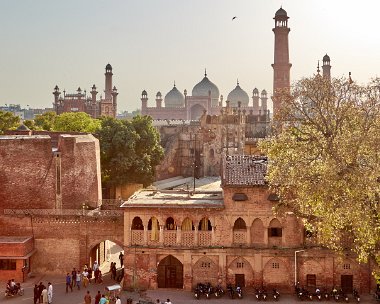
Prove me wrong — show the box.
[53,112,100,133]
[34,111,57,131]
[0,110,20,134]
[260,76,380,269]
[97,115,164,186]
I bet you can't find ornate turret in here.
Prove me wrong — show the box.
[272,7,292,117]
[105,63,113,100]
[141,90,148,109]
[156,91,162,108]
[322,54,331,81]
[252,88,260,113]
[53,85,61,113]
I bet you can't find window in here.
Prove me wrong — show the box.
[269,227,282,237]
[272,262,279,269]
[343,264,351,270]
[237,262,244,268]
[0,259,16,270]
[307,274,316,287]
[201,262,211,268]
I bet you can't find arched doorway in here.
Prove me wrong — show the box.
[157,255,183,288]
[190,104,206,120]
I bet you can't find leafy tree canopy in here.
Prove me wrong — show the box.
[53,112,100,133]
[97,115,164,187]
[260,76,380,267]
[34,111,57,131]
[0,110,20,134]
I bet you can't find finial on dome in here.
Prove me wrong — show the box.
[204,68,207,77]
[317,60,320,74]
[174,80,176,88]
[237,78,239,86]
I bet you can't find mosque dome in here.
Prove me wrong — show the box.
[323,54,330,62]
[192,71,220,100]
[165,84,185,108]
[105,63,112,70]
[275,7,287,17]
[227,81,249,107]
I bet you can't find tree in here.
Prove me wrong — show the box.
[260,76,380,268]
[97,115,164,187]
[34,111,57,131]
[0,110,20,134]
[53,112,100,133]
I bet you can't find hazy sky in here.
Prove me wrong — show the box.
[1,0,380,112]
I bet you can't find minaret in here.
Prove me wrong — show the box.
[141,90,148,110]
[322,54,331,81]
[155,92,162,108]
[53,85,60,113]
[272,7,292,116]
[111,86,118,118]
[252,88,260,114]
[105,63,113,100]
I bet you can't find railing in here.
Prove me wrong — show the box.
[233,230,247,245]
[164,231,177,246]
[131,230,144,245]
[3,208,123,217]
[198,231,212,246]
[181,231,195,247]
[147,231,160,246]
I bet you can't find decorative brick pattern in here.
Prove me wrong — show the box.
[131,230,144,245]
[164,231,177,246]
[233,230,247,245]
[198,231,212,246]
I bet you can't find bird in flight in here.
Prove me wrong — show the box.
[232,16,237,20]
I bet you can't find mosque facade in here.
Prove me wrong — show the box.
[53,64,118,118]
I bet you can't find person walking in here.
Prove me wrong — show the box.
[115,296,121,304]
[71,268,77,289]
[94,291,101,304]
[66,273,72,292]
[41,286,48,304]
[38,282,45,303]
[82,268,89,288]
[47,282,53,304]
[84,290,92,304]
[76,271,81,290]
[33,284,39,304]
[118,252,124,268]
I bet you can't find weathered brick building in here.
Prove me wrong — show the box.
[0,132,123,281]
[121,155,375,293]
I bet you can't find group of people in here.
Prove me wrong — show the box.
[85,290,121,304]
[66,261,104,292]
[33,282,53,304]
[156,299,172,304]
[5,279,22,296]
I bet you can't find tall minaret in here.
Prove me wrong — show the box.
[322,54,331,81]
[104,63,113,100]
[272,7,292,117]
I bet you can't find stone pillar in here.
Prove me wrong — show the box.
[144,226,148,245]
[219,251,227,288]
[211,226,216,244]
[246,226,251,245]
[183,251,192,290]
[159,225,164,245]
[194,226,199,246]
[264,226,269,246]
[176,226,181,245]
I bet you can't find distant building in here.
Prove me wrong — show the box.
[53,64,118,118]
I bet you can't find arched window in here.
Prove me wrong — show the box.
[198,217,212,231]
[181,217,194,231]
[268,218,282,237]
[233,217,246,230]
[148,217,159,241]
[131,217,143,230]
[166,217,176,230]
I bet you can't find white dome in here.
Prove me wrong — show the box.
[192,71,220,103]
[227,81,249,107]
[164,84,185,107]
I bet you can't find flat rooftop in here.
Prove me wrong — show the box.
[121,177,224,209]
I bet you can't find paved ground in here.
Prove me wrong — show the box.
[2,273,379,304]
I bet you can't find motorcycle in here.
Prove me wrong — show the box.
[5,283,24,297]
[194,283,204,299]
[315,288,322,301]
[235,285,243,299]
[353,289,360,302]
[273,289,280,301]
[214,284,224,298]
[204,283,213,299]
[227,284,235,299]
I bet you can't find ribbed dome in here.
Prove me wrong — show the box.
[275,7,287,17]
[323,54,330,62]
[227,81,249,107]
[192,71,220,100]
[165,84,185,108]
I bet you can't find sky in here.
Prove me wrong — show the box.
[1,0,380,113]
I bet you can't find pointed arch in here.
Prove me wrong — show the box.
[131,216,143,230]
[165,217,176,230]
[148,216,159,241]
[157,255,183,288]
[233,217,247,230]
[198,217,212,231]
[268,218,282,246]
[251,218,265,246]
[181,217,194,231]
[227,257,254,287]
[193,256,218,286]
